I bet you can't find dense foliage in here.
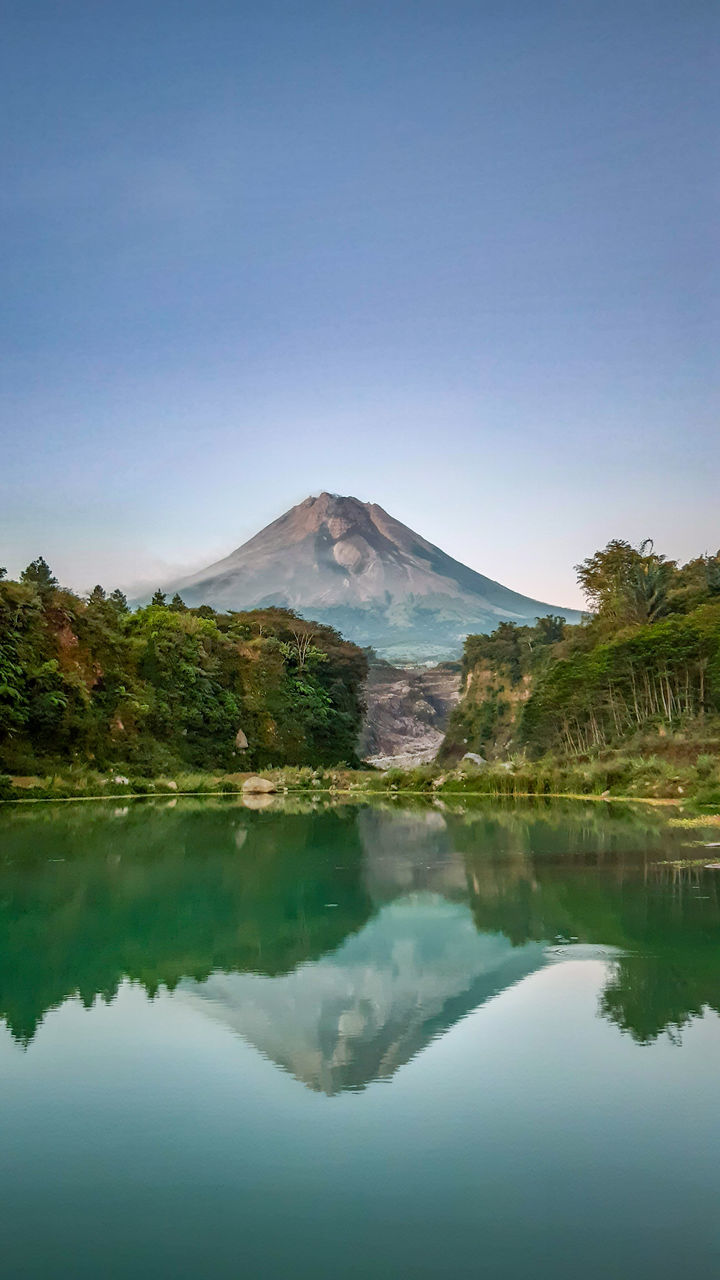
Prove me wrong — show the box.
[0,564,367,773]
[444,540,720,761]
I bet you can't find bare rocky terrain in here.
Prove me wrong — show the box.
[360,661,462,768]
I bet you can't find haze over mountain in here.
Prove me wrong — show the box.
[168,493,581,661]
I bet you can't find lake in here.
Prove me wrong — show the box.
[1,796,719,1279]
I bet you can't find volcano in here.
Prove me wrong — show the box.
[168,493,580,660]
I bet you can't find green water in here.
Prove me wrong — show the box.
[1,797,719,1278]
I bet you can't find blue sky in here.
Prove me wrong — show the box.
[1,1,717,607]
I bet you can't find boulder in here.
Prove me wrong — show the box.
[242,775,277,794]
[235,728,249,750]
[462,752,487,768]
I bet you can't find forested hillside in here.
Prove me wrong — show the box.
[0,560,367,774]
[442,540,720,763]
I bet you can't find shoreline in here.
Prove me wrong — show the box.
[0,786,687,808]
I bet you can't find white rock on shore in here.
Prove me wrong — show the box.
[242,776,277,794]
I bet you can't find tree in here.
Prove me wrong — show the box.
[575,539,673,627]
[625,548,672,624]
[20,557,58,597]
[0,568,6,581]
[88,585,106,605]
[108,589,129,613]
[535,615,566,646]
[169,593,188,612]
[150,589,167,608]
[280,628,326,671]
[706,555,720,597]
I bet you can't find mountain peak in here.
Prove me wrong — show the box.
[266,493,398,555]
[169,496,580,660]
[296,491,370,524]
[297,492,380,523]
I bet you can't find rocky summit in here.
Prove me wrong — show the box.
[169,493,580,661]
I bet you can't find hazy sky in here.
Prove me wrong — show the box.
[1,1,717,608]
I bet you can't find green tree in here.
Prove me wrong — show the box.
[20,557,58,598]
[108,589,129,613]
[576,539,674,627]
[534,615,566,646]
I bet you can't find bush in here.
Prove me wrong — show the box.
[696,754,717,781]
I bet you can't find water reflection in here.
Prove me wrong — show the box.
[183,898,546,1093]
[0,799,718,1087]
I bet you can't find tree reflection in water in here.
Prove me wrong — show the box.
[0,798,718,1080]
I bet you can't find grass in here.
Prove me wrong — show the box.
[667,814,720,828]
[2,745,719,810]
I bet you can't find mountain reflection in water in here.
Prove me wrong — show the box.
[183,898,547,1093]
[0,798,718,1091]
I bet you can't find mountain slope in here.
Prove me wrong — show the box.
[169,492,581,660]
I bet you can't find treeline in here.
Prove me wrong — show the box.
[0,559,367,774]
[443,540,720,760]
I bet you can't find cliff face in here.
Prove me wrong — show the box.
[167,493,581,661]
[439,661,532,763]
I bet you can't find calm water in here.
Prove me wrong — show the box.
[1,796,719,1279]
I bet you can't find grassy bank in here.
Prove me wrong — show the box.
[2,750,719,809]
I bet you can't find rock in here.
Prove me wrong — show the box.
[112,775,130,785]
[367,748,440,770]
[242,775,277,794]
[235,728,249,750]
[360,662,462,767]
[462,752,487,767]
